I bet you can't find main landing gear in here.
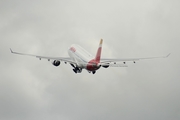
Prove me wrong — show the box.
[92,71,96,74]
[70,64,82,74]
[88,71,96,74]
[73,68,77,73]
[73,67,82,74]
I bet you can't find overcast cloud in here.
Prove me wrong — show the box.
[0,0,180,120]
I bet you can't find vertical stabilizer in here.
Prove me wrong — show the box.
[95,39,103,63]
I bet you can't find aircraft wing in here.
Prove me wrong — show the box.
[10,48,77,64]
[100,53,171,63]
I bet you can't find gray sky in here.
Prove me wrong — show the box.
[1,0,180,120]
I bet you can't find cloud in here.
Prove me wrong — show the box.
[0,0,180,120]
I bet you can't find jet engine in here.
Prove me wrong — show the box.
[52,60,60,66]
[102,63,109,68]
[102,64,109,68]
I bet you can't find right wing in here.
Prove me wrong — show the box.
[100,53,170,65]
[10,48,77,64]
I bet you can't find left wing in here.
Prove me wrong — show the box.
[10,48,76,64]
[100,53,171,64]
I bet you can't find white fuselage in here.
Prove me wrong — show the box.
[68,44,94,69]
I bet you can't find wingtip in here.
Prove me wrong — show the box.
[100,39,103,45]
[10,48,13,53]
[166,53,171,57]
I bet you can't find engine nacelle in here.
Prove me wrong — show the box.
[102,65,109,68]
[52,60,60,66]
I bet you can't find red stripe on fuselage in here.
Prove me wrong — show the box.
[86,59,100,71]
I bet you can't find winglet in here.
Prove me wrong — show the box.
[10,48,13,53]
[99,39,103,46]
[166,53,171,58]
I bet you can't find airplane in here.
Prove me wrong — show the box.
[10,39,170,74]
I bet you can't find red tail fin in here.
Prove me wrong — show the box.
[95,39,103,63]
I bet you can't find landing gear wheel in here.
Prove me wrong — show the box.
[92,71,96,74]
[73,69,77,73]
